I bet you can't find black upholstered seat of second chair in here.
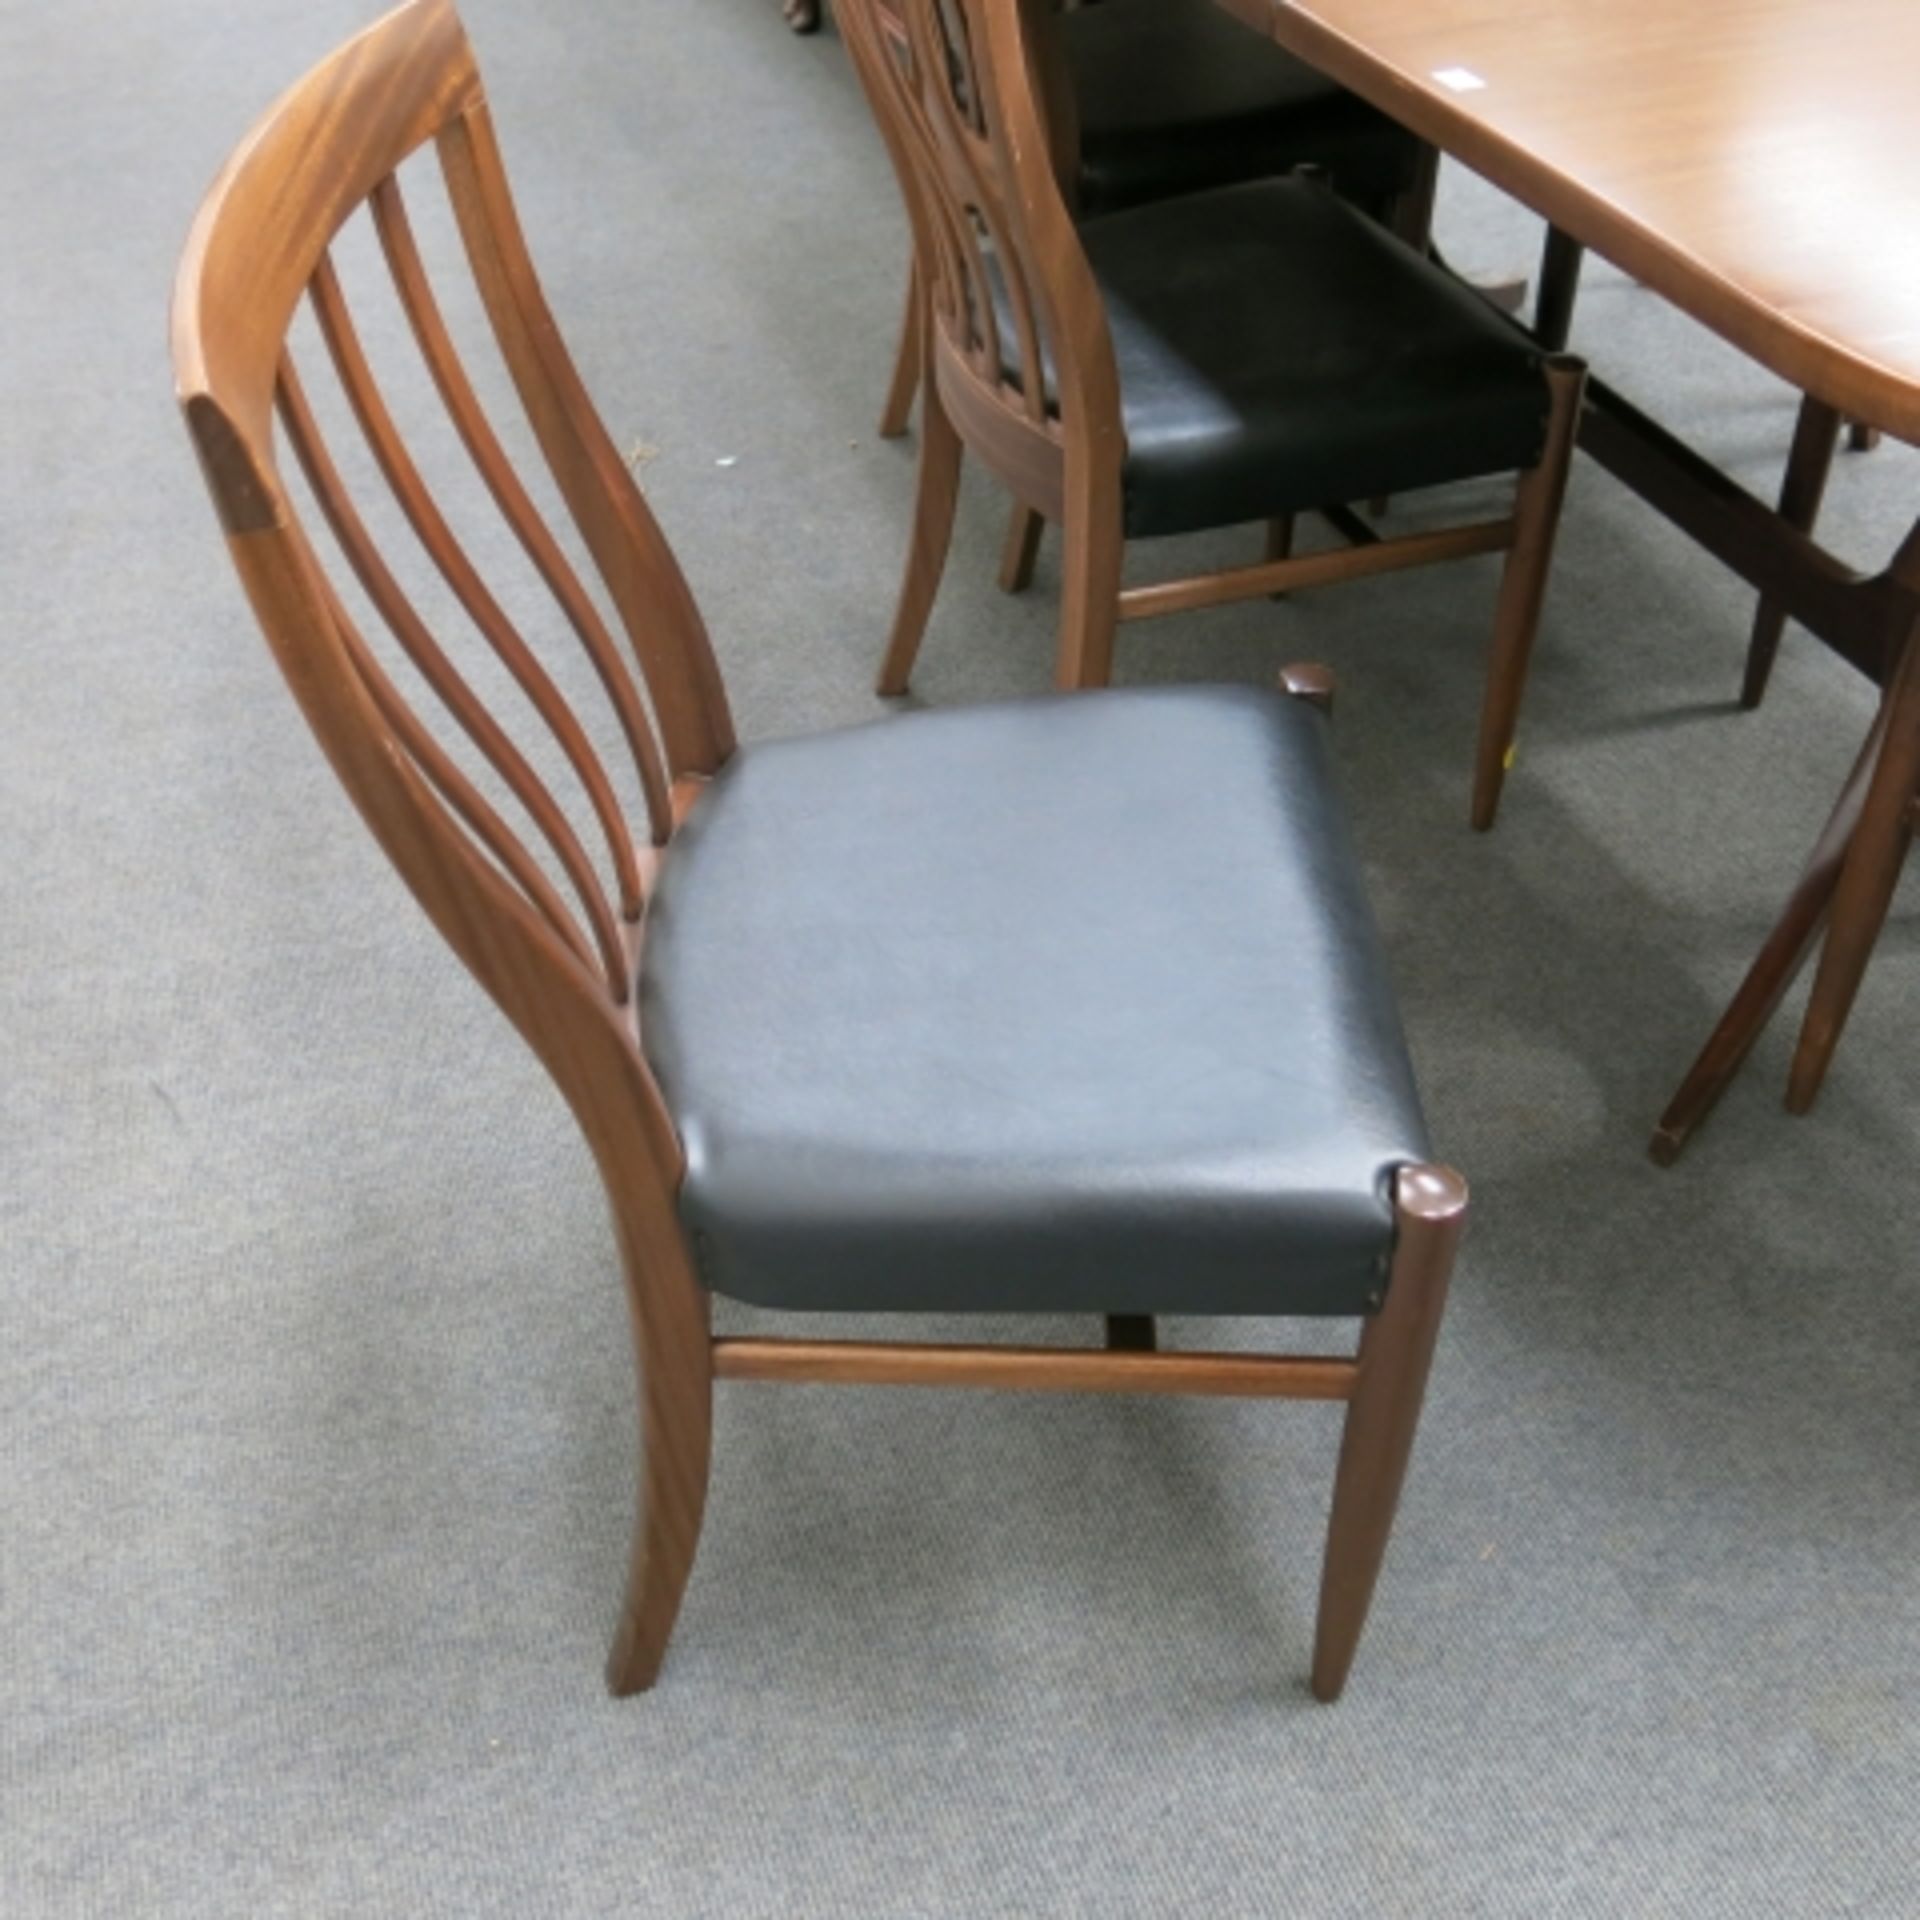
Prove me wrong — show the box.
[1087,178,1553,539]
[1067,0,1421,219]
[640,686,1430,1320]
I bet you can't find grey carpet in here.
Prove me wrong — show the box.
[2,1,1916,1914]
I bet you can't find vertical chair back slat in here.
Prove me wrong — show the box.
[369,174,674,847]
[844,1,990,383]
[868,1,989,371]
[910,0,1048,425]
[306,244,649,919]
[912,1,1016,389]
[274,342,633,995]
[853,0,1012,392]
[434,105,734,780]
[286,472,603,986]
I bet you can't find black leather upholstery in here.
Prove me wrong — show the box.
[1084,178,1552,538]
[1066,0,1422,218]
[640,687,1431,1318]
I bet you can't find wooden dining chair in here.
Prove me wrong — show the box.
[174,0,1470,1702]
[871,0,1433,454]
[842,0,1585,830]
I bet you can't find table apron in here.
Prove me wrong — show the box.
[1576,378,1908,689]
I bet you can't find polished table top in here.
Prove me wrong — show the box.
[1219,0,1920,446]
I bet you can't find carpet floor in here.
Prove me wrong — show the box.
[2,1,1915,1913]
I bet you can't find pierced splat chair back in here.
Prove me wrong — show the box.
[840,0,1116,516]
[172,0,735,1193]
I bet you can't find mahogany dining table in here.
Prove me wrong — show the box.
[1214,0,1920,1160]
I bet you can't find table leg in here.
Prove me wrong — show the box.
[783,0,822,31]
[1741,396,1841,709]
[1786,624,1920,1110]
[1534,225,1584,352]
[1648,709,1885,1164]
[1652,520,1920,1161]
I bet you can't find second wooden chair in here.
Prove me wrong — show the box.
[873,0,1433,447]
[843,0,1585,828]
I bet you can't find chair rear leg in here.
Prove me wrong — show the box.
[876,373,964,696]
[1472,355,1586,830]
[999,504,1045,594]
[1054,478,1124,690]
[878,256,923,441]
[1311,1164,1467,1704]
[606,1284,714,1697]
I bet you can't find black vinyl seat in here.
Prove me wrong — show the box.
[640,685,1430,1317]
[1068,0,1422,219]
[987,177,1551,541]
[1089,179,1552,539]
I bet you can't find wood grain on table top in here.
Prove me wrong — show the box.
[1220,0,1920,444]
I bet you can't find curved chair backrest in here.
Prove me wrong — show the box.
[172,0,736,1204]
[839,0,1120,516]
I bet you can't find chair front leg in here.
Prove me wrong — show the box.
[1311,1163,1468,1703]
[1473,354,1586,830]
[1054,456,1124,689]
[999,503,1046,593]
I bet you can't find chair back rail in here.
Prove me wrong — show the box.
[368,175,675,843]
[171,0,726,1165]
[841,0,1118,494]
